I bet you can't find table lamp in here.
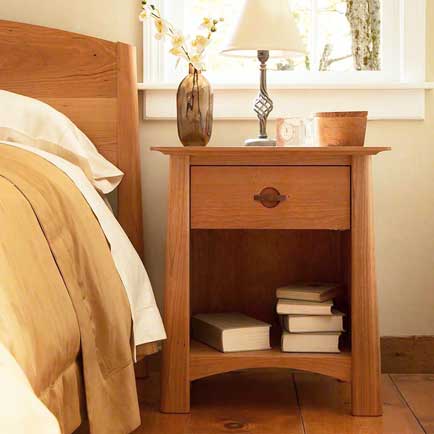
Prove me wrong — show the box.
[221,0,306,146]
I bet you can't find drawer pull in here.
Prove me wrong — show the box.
[254,187,287,208]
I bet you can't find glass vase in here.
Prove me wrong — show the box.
[177,64,213,147]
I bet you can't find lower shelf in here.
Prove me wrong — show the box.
[190,339,352,382]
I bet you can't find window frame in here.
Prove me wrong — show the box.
[140,0,431,120]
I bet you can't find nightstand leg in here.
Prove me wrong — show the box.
[160,156,190,413]
[351,156,382,416]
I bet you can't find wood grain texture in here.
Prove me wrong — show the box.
[160,156,191,413]
[152,146,390,168]
[134,371,430,434]
[189,370,304,434]
[351,156,382,416]
[381,336,434,374]
[190,340,351,382]
[0,20,119,165]
[191,229,349,339]
[0,20,117,98]
[156,147,389,414]
[191,154,352,166]
[136,370,304,434]
[116,43,144,258]
[135,372,189,434]
[136,342,160,360]
[152,146,391,157]
[0,20,145,257]
[295,373,425,433]
[41,97,118,163]
[132,336,434,374]
[315,111,368,147]
[390,374,434,433]
[190,229,352,383]
[191,166,350,230]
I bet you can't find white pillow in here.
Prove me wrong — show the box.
[0,90,123,194]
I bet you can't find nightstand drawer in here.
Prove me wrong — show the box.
[191,166,350,229]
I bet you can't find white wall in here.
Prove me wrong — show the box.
[1,0,433,336]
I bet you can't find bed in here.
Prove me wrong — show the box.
[0,20,164,434]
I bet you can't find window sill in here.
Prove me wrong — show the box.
[139,82,434,121]
[138,82,434,90]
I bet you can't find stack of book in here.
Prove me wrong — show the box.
[276,283,344,353]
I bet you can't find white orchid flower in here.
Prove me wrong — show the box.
[191,35,210,51]
[139,2,224,72]
[200,17,214,30]
[190,53,206,71]
[171,34,185,49]
[154,18,168,40]
[139,7,150,21]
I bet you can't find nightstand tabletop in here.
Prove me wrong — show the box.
[151,146,391,156]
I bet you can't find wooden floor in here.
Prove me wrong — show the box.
[134,370,434,434]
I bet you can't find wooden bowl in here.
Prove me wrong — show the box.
[314,111,368,147]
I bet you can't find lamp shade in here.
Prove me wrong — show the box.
[221,0,306,58]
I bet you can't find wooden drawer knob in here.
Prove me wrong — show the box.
[253,187,287,208]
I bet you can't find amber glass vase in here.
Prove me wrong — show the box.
[177,64,213,147]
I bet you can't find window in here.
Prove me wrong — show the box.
[141,0,429,120]
[171,0,388,82]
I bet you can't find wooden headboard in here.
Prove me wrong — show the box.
[0,20,144,258]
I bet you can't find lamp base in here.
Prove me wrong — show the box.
[245,138,276,147]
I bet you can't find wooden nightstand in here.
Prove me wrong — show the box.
[152,146,390,416]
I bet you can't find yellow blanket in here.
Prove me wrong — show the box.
[0,144,140,433]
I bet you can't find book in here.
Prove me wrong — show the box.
[281,331,341,353]
[191,313,271,353]
[281,309,345,333]
[276,282,341,302]
[276,299,333,315]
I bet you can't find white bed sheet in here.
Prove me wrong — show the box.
[0,343,61,434]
